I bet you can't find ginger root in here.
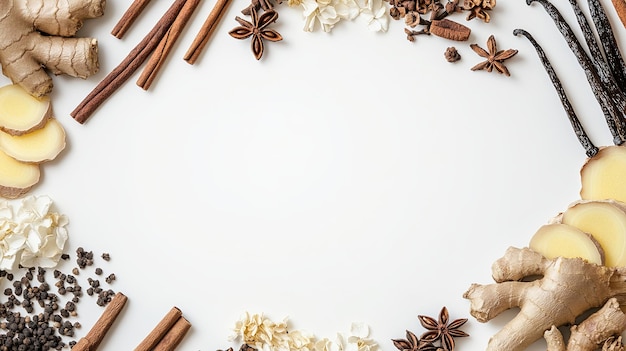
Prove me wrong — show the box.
[581,146,626,203]
[529,223,604,265]
[0,150,40,199]
[463,247,626,351]
[0,0,105,97]
[0,84,51,135]
[557,200,626,267]
[0,118,66,163]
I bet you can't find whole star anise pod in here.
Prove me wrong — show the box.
[470,35,518,76]
[418,307,468,351]
[229,9,283,60]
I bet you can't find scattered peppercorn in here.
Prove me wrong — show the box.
[0,248,118,350]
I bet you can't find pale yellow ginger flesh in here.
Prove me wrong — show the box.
[0,150,40,199]
[559,201,626,267]
[0,118,66,163]
[529,223,604,265]
[0,1,104,97]
[464,247,626,351]
[0,84,51,135]
[581,146,626,203]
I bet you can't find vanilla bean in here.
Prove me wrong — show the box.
[567,0,609,79]
[587,0,626,91]
[71,0,188,124]
[514,28,598,157]
[528,0,626,145]
[565,0,623,134]
[111,0,154,39]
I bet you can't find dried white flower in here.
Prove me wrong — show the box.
[231,315,378,351]
[0,196,68,270]
[356,0,389,32]
[301,0,342,32]
[346,323,378,351]
[231,312,292,351]
[314,336,344,351]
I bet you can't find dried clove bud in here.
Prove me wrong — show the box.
[445,46,461,62]
[405,11,424,27]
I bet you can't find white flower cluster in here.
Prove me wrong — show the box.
[230,312,379,351]
[0,195,69,270]
[292,0,389,32]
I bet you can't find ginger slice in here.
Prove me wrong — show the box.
[0,84,51,135]
[557,200,626,267]
[0,150,40,199]
[0,118,66,163]
[529,223,604,265]
[580,145,626,202]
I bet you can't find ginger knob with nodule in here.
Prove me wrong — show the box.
[0,0,105,97]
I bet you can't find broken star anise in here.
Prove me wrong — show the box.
[418,306,468,351]
[470,34,518,76]
[229,9,283,60]
[463,0,496,22]
[392,330,439,351]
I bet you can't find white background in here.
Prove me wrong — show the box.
[1,0,624,349]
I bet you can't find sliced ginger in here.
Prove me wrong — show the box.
[529,223,604,265]
[0,84,51,135]
[0,150,40,199]
[0,118,66,163]
[557,200,626,267]
[580,145,626,203]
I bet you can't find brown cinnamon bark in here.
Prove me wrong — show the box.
[152,316,192,351]
[73,292,128,351]
[112,0,154,38]
[137,0,202,90]
[184,0,234,64]
[71,0,189,123]
[134,307,183,351]
[611,0,626,28]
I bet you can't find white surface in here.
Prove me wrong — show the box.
[2,0,624,349]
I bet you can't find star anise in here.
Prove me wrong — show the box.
[418,307,469,351]
[229,9,283,60]
[470,35,518,76]
[392,330,439,351]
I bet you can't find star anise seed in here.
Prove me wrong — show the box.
[229,9,283,60]
[392,330,439,351]
[418,307,469,351]
[470,35,518,76]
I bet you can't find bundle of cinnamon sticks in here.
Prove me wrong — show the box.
[72,0,233,124]
[70,293,191,350]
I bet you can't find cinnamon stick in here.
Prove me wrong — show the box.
[111,0,154,39]
[183,0,234,64]
[152,316,192,351]
[71,0,189,124]
[73,292,128,351]
[611,0,626,28]
[134,307,183,351]
[137,0,202,90]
